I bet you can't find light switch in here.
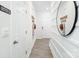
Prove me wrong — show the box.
[25,30,27,34]
[25,50,27,54]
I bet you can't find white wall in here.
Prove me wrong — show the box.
[0,1,11,57]
[35,13,43,39]
[0,1,36,58]
[49,1,79,58]
[10,1,36,58]
[35,10,53,39]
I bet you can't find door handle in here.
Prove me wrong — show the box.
[13,40,18,45]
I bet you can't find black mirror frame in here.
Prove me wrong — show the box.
[56,1,78,37]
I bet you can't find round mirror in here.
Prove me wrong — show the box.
[56,1,78,36]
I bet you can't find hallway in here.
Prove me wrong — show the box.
[30,38,53,58]
[0,1,78,58]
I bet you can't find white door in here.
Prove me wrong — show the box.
[0,9,10,58]
[10,8,29,58]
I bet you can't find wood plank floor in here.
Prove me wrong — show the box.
[29,38,53,58]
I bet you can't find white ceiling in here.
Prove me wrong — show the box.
[32,1,52,15]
